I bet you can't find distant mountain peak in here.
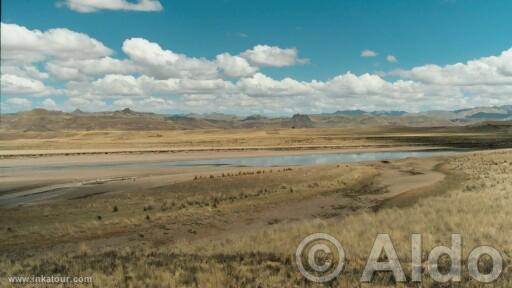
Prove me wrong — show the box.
[31,108,49,113]
[331,109,407,116]
[243,114,267,121]
[333,110,367,116]
[290,114,314,128]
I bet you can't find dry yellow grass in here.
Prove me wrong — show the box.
[2,126,511,155]
[1,150,511,287]
[175,150,512,287]
[0,128,387,151]
[0,164,375,248]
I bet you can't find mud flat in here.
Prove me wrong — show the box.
[0,148,460,207]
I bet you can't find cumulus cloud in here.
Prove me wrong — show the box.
[92,74,144,97]
[40,98,60,110]
[140,76,236,95]
[361,50,378,57]
[46,57,135,80]
[315,73,421,99]
[216,53,258,77]
[63,74,236,101]
[122,38,218,80]
[386,55,398,63]
[67,97,108,111]
[6,97,32,107]
[1,64,49,80]
[113,98,135,108]
[237,73,314,97]
[1,23,112,64]
[1,74,50,96]
[113,96,174,111]
[241,45,307,67]
[1,97,33,113]
[59,0,163,13]
[1,22,511,115]
[392,48,512,86]
[45,63,85,81]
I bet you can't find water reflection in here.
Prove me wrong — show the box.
[1,150,462,172]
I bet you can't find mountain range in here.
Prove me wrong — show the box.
[1,105,511,131]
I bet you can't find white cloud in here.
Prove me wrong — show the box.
[113,98,135,108]
[63,75,143,99]
[40,98,60,110]
[140,76,236,95]
[59,0,163,13]
[361,50,378,57]
[113,96,174,111]
[236,73,314,97]
[122,38,218,80]
[45,63,85,81]
[1,23,112,64]
[6,97,32,107]
[46,57,135,80]
[63,74,235,101]
[1,21,511,114]
[140,97,174,109]
[386,55,398,63]
[317,73,375,96]
[241,45,307,67]
[393,48,512,86]
[1,64,49,80]
[1,74,49,96]
[1,97,33,113]
[216,53,258,77]
[92,74,144,97]
[67,97,108,111]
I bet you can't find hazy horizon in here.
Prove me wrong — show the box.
[2,103,512,118]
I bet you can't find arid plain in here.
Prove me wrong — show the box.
[1,124,511,287]
[2,0,512,285]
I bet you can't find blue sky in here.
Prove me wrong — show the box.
[1,0,512,115]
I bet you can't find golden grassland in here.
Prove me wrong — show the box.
[0,150,511,287]
[0,164,377,249]
[1,126,511,153]
[0,128,388,151]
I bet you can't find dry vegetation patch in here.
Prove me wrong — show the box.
[1,151,511,287]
